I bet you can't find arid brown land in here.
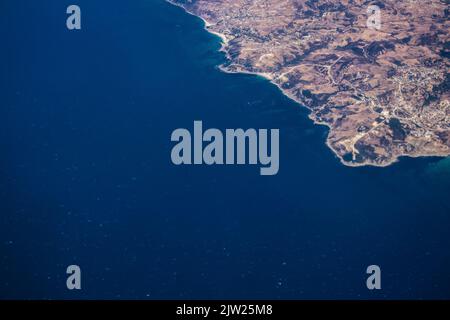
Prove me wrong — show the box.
[168,0,450,166]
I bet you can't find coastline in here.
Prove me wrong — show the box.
[165,1,449,168]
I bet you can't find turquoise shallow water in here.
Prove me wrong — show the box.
[0,0,449,299]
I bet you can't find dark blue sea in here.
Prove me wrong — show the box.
[1,0,450,299]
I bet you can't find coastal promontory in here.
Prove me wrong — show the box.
[168,0,450,166]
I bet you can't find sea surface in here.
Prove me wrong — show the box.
[1,0,449,299]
